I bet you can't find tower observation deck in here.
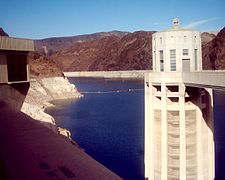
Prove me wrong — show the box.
[144,18,225,180]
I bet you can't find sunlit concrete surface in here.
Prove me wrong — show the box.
[144,18,222,180]
[145,72,215,180]
[183,71,225,90]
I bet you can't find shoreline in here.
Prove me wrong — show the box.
[21,76,82,134]
[64,70,150,79]
[44,98,79,137]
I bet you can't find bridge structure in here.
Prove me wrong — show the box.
[144,19,225,180]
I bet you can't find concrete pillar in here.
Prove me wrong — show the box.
[196,90,203,180]
[205,88,215,179]
[161,82,168,180]
[179,84,186,180]
[144,74,154,179]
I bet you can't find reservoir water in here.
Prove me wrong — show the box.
[214,90,225,180]
[46,78,145,180]
[46,78,225,180]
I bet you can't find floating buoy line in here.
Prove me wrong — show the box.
[79,88,144,94]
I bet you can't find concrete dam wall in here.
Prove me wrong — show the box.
[63,70,151,79]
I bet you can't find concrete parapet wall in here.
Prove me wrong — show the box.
[64,70,150,79]
[145,71,225,89]
[147,72,183,84]
[183,71,225,89]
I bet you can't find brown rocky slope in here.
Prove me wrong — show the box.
[202,27,225,70]
[51,31,155,71]
[28,52,63,77]
[2,26,224,71]
[34,31,128,56]
[50,29,224,71]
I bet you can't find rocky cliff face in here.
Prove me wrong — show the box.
[24,52,81,129]
[51,31,154,71]
[21,77,80,129]
[202,27,225,70]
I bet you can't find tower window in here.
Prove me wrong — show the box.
[160,37,162,44]
[159,50,164,72]
[194,49,198,70]
[153,51,156,71]
[183,49,189,56]
[170,49,176,71]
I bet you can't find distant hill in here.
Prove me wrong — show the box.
[202,27,225,70]
[34,31,129,56]
[0,27,9,36]
[51,31,154,71]
[50,30,224,71]
[1,26,224,71]
[201,32,216,46]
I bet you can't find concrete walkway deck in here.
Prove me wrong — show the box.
[0,101,122,180]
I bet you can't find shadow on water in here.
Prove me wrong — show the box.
[213,90,225,180]
[46,78,145,180]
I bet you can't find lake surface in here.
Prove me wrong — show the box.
[46,78,145,180]
[213,90,225,180]
[46,78,225,180]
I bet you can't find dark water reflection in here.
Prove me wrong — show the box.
[214,90,225,180]
[46,78,144,180]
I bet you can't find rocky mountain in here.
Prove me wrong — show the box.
[201,32,216,46]
[202,27,225,70]
[34,31,128,56]
[0,27,9,36]
[2,26,224,72]
[51,31,154,71]
[49,29,224,71]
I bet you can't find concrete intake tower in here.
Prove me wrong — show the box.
[144,18,214,180]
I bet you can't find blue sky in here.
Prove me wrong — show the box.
[0,0,224,39]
